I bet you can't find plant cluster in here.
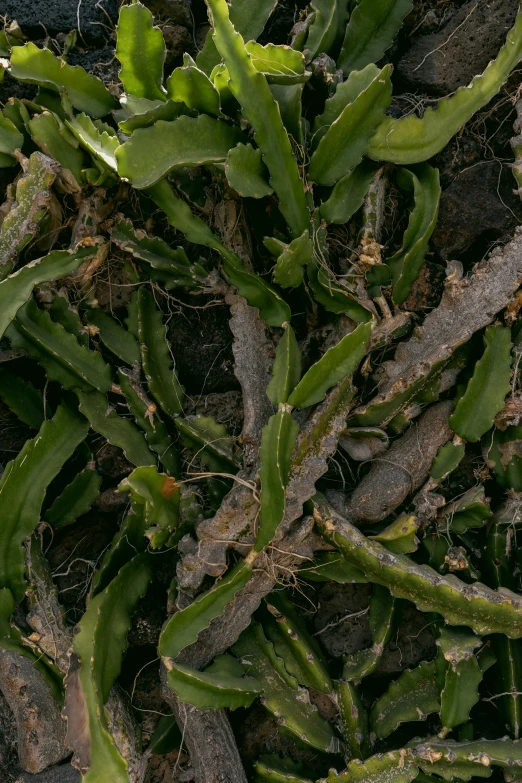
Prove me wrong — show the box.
[2,0,522,781]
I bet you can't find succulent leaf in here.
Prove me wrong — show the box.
[254,756,314,783]
[450,325,512,442]
[270,83,304,144]
[263,590,333,693]
[10,42,117,118]
[0,246,95,338]
[116,115,244,189]
[111,219,209,290]
[221,251,292,327]
[288,322,372,408]
[338,0,414,75]
[368,9,522,163]
[50,293,88,345]
[77,390,156,467]
[240,41,309,85]
[159,560,253,658]
[206,0,309,238]
[430,440,466,481]
[90,505,148,597]
[148,179,291,325]
[167,53,221,115]
[267,324,302,406]
[255,408,299,551]
[301,552,368,584]
[147,714,182,755]
[370,659,441,738]
[0,109,24,159]
[65,553,152,782]
[197,0,277,74]
[440,486,492,534]
[145,173,225,242]
[0,404,88,602]
[45,468,101,528]
[337,680,371,760]
[387,164,441,305]
[270,230,313,288]
[175,414,238,473]
[27,111,85,185]
[233,622,339,753]
[307,227,374,321]
[118,465,180,549]
[437,627,487,731]
[115,1,167,102]
[7,298,112,392]
[137,286,184,418]
[0,369,44,429]
[165,660,261,710]
[66,113,119,171]
[368,515,419,554]
[118,368,180,477]
[225,142,273,198]
[85,308,140,367]
[305,0,351,60]
[309,65,392,186]
[343,585,397,680]
[312,65,381,143]
[117,98,188,133]
[320,160,379,225]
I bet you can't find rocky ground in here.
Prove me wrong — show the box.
[1,0,522,781]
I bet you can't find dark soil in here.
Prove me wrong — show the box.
[167,298,240,395]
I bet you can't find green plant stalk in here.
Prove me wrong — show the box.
[314,500,522,637]
[337,680,371,760]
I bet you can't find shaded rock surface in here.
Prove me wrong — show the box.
[142,0,191,25]
[67,46,120,89]
[232,703,338,781]
[1,0,119,42]
[398,0,520,94]
[168,300,240,395]
[432,160,522,260]
[14,766,80,783]
[313,583,373,658]
[0,688,20,781]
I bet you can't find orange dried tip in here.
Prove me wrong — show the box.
[161,476,179,499]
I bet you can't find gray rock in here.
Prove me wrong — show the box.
[0,72,37,106]
[0,688,20,781]
[15,766,80,783]
[398,0,519,95]
[432,160,522,258]
[1,0,119,42]
[314,582,372,659]
[0,648,69,774]
[67,46,120,89]
[142,0,191,25]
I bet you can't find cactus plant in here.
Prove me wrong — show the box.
[1,0,522,781]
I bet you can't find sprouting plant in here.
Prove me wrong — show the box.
[1,0,522,781]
